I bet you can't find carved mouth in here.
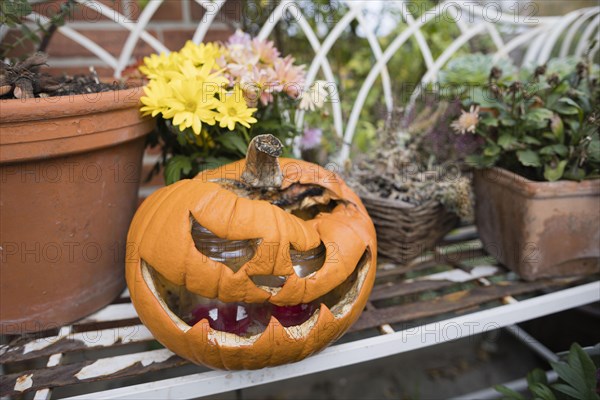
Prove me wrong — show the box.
[141,249,370,341]
[139,170,370,342]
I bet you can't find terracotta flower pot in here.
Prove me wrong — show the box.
[473,167,600,281]
[0,87,154,333]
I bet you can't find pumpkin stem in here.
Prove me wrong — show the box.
[242,134,284,189]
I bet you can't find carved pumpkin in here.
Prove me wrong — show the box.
[126,135,377,369]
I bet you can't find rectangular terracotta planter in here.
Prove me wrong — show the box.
[473,167,600,281]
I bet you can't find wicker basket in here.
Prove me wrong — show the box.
[361,195,459,265]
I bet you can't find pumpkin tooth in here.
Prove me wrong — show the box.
[328,252,371,319]
[256,285,283,296]
[208,325,261,346]
[281,307,321,339]
[140,261,191,333]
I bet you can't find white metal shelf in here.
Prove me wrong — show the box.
[63,282,599,400]
[2,227,598,399]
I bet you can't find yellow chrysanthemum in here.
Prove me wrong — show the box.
[162,78,219,135]
[179,41,224,65]
[139,52,180,80]
[140,78,172,117]
[216,86,258,131]
[171,59,229,93]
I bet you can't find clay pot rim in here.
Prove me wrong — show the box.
[0,86,146,124]
[475,167,600,198]
[0,85,154,164]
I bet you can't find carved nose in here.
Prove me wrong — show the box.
[250,275,287,287]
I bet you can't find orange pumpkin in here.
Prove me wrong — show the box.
[126,135,377,369]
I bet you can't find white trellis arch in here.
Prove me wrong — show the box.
[8,0,600,162]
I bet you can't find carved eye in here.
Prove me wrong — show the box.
[190,216,259,271]
[290,243,326,277]
[191,215,327,282]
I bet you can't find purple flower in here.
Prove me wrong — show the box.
[228,29,251,46]
[301,127,322,150]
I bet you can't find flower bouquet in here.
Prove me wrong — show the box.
[139,30,328,184]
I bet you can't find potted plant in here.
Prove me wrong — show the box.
[139,29,328,185]
[0,1,153,333]
[448,53,600,280]
[348,105,474,265]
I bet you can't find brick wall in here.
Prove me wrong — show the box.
[6,0,239,76]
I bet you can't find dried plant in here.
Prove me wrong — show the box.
[348,104,474,221]
[0,53,121,99]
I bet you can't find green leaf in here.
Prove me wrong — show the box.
[480,115,499,127]
[19,23,40,43]
[200,156,231,171]
[517,149,541,167]
[164,155,192,185]
[552,383,583,399]
[522,136,542,145]
[543,132,557,140]
[484,145,501,157]
[550,114,564,141]
[544,160,567,182]
[499,116,517,127]
[525,108,554,129]
[470,86,497,108]
[563,167,586,181]
[466,154,498,168]
[553,97,582,116]
[216,133,248,155]
[550,361,585,391]
[527,368,549,387]
[354,120,377,152]
[568,343,598,394]
[588,133,600,163]
[568,119,581,133]
[529,382,556,400]
[553,80,570,95]
[176,132,188,147]
[540,144,568,156]
[0,0,32,26]
[498,134,519,149]
[494,385,526,400]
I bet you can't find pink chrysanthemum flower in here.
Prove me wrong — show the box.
[241,66,279,106]
[227,45,259,68]
[227,29,252,46]
[273,56,306,98]
[226,31,258,67]
[251,38,280,65]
